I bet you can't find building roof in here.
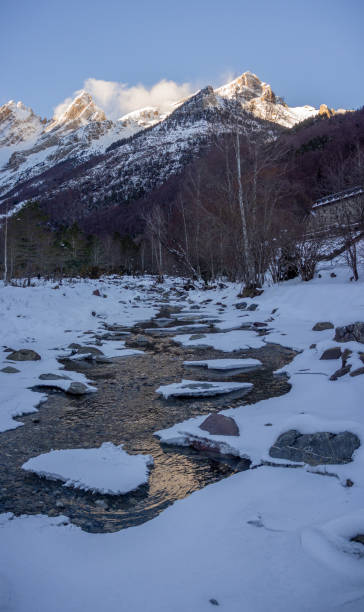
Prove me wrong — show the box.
[312,186,363,210]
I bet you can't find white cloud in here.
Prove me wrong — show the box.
[53,78,195,121]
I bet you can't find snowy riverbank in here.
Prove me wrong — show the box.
[1,261,364,611]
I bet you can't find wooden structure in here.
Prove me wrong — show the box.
[310,186,363,230]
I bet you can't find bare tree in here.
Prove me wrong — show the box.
[3,206,8,284]
[294,217,325,281]
[335,195,364,281]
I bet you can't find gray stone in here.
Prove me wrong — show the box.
[351,535,364,545]
[320,347,341,360]
[6,349,41,361]
[341,348,352,365]
[1,366,20,374]
[312,322,334,331]
[330,365,351,380]
[66,382,89,395]
[247,304,258,311]
[76,346,104,356]
[350,367,364,377]
[94,356,111,364]
[189,334,206,340]
[199,414,239,436]
[235,302,247,310]
[334,322,364,344]
[39,373,71,381]
[269,430,360,465]
[239,286,264,298]
[95,499,109,510]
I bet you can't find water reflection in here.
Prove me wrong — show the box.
[0,319,294,533]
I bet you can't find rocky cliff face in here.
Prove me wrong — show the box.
[45,91,107,132]
[0,101,45,148]
[0,72,342,221]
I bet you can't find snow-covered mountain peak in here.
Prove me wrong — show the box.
[214,71,321,127]
[46,91,107,132]
[119,106,164,129]
[0,99,45,148]
[216,71,280,105]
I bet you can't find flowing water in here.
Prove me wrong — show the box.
[0,310,295,533]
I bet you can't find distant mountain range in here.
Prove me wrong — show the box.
[0,71,347,223]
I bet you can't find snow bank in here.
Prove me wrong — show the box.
[0,276,161,431]
[1,468,364,612]
[157,261,364,489]
[1,261,364,611]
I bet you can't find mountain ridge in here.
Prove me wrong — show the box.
[0,71,349,222]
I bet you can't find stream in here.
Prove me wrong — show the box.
[0,308,295,533]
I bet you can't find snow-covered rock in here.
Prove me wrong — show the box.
[184,358,263,370]
[156,379,253,398]
[22,442,154,494]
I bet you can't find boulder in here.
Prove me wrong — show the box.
[341,348,352,364]
[235,302,247,310]
[39,373,71,381]
[247,304,258,312]
[269,430,360,465]
[6,349,41,361]
[312,322,334,331]
[334,322,364,344]
[351,535,364,545]
[330,365,351,380]
[320,347,341,360]
[199,414,239,436]
[350,367,364,377]
[1,366,20,373]
[67,382,90,395]
[76,346,104,356]
[239,286,264,298]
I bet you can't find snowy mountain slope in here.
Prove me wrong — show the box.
[0,86,278,223]
[0,72,338,220]
[0,92,144,195]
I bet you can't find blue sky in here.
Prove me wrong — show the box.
[1,0,363,118]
